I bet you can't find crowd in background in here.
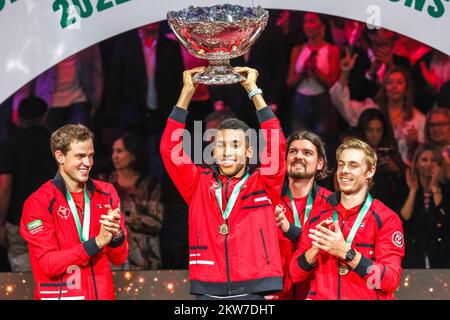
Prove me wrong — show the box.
[0,10,449,272]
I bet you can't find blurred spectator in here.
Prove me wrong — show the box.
[0,97,56,271]
[210,20,287,130]
[425,108,450,179]
[271,9,305,56]
[394,35,431,66]
[107,23,191,270]
[204,109,236,131]
[0,97,14,143]
[12,45,103,133]
[355,108,406,209]
[331,49,425,165]
[107,22,189,181]
[342,19,366,51]
[400,144,450,268]
[347,28,411,101]
[108,22,180,135]
[287,12,340,143]
[330,17,365,51]
[413,49,450,112]
[436,80,450,108]
[175,43,213,126]
[99,134,163,270]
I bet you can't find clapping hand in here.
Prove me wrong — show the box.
[309,220,349,259]
[405,167,419,192]
[275,205,290,233]
[100,204,122,237]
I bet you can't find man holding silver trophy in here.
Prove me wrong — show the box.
[160,4,287,300]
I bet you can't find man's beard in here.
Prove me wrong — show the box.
[287,166,315,179]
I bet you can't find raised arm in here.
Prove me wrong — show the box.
[400,168,418,221]
[329,49,378,127]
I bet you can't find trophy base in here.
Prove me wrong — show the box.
[193,60,245,85]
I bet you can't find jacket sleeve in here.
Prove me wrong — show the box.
[258,107,286,202]
[289,219,318,283]
[20,194,101,278]
[104,185,128,266]
[352,212,405,295]
[283,223,302,243]
[160,106,201,204]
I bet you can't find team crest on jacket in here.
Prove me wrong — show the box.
[57,206,71,220]
[210,180,220,190]
[392,231,404,248]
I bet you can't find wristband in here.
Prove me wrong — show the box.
[248,88,262,100]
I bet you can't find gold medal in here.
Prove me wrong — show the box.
[219,223,229,235]
[338,263,350,276]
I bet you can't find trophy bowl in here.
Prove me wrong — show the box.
[167,4,269,85]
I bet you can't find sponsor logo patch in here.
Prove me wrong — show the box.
[27,219,42,231]
[27,219,43,235]
[392,231,404,248]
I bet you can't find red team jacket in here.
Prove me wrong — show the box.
[160,106,286,296]
[290,192,405,300]
[273,181,332,300]
[20,172,128,300]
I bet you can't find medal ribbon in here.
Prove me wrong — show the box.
[332,194,373,246]
[215,173,250,221]
[287,189,313,227]
[66,188,91,242]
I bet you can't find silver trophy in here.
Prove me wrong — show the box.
[167,4,269,85]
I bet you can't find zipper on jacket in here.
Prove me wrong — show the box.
[260,229,270,265]
[89,260,99,300]
[337,216,348,300]
[57,274,63,300]
[224,232,231,295]
[337,271,341,300]
[225,178,231,202]
[196,232,200,262]
[196,232,200,249]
